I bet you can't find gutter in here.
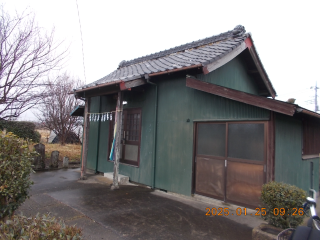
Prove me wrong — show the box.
[145,74,158,189]
[296,107,320,119]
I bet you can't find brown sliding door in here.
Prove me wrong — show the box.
[195,123,226,200]
[194,121,266,207]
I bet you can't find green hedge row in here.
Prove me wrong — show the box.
[0,120,40,143]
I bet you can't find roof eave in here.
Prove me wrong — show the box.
[296,107,320,119]
[245,34,277,98]
[75,64,203,97]
[202,34,277,99]
[70,105,84,117]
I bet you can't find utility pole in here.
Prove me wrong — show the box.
[315,82,318,112]
[309,83,319,112]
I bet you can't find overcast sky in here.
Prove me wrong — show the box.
[3,0,320,120]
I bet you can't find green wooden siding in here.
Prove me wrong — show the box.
[197,55,260,95]
[274,113,319,193]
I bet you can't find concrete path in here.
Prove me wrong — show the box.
[17,168,266,240]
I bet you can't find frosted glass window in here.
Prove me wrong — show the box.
[228,123,264,161]
[124,144,139,161]
[197,123,226,157]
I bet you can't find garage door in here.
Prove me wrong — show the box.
[194,122,266,207]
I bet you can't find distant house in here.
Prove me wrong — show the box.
[48,131,81,144]
[73,25,320,208]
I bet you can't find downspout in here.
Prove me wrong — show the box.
[95,96,102,173]
[145,74,158,189]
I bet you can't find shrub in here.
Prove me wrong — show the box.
[0,132,37,220]
[0,213,82,239]
[260,181,307,229]
[0,120,41,143]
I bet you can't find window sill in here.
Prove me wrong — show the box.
[107,159,139,168]
[302,154,319,160]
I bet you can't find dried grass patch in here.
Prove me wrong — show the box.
[36,129,81,162]
[36,129,51,143]
[44,143,81,162]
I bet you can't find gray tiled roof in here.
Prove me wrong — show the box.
[81,25,248,90]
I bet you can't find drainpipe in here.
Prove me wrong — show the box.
[145,74,158,189]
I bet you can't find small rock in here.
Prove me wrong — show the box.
[63,157,69,168]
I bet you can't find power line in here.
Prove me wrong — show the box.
[75,0,87,84]
[277,88,310,97]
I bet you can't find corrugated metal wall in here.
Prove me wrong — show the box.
[274,113,319,193]
[155,75,270,195]
[197,56,260,95]
[85,55,271,196]
[96,95,114,172]
[87,96,101,170]
[88,86,156,186]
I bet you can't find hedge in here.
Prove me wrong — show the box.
[260,181,307,229]
[0,120,40,143]
[0,132,37,220]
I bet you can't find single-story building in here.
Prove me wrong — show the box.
[73,25,320,208]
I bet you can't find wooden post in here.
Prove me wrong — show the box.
[80,98,90,180]
[111,91,123,190]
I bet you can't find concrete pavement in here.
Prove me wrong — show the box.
[17,168,266,240]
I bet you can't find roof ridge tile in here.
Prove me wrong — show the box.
[117,27,243,69]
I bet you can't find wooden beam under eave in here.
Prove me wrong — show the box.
[202,42,247,74]
[186,77,296,116]
[75,80,122,94]
[78,78,146,97]
[120,78,146,90]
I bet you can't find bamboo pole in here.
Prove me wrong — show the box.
[111,92,123,190]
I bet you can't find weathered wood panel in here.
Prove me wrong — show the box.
[303,116,320,155]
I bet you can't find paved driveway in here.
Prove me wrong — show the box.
[17,169,264,240]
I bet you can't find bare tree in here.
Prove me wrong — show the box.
[0,5,67,120]
[36,73,82,145]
